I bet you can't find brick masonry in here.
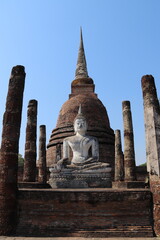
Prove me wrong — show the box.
[141,75,160,175]
[0,66,25,235]
[122,101,136,181]
[114,129,124,181]
[150,176,160,236]
[23,99,38,182]
[141,75,160,237]
[38,125,47,183]
[15,188,154,237]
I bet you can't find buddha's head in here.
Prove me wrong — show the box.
[74,105,88,134]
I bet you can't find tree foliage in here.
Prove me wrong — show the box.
[18,154,24,166]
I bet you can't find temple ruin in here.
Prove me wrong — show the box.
[0,31,160,237]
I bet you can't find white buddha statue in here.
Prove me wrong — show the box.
[54,106,110,172]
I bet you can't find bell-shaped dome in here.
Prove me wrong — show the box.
[56,94,110,130]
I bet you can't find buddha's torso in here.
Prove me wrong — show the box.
[64,135,98,165]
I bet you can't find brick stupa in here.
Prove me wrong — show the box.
[47,29,115,171]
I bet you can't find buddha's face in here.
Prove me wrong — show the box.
[74,118,87,134]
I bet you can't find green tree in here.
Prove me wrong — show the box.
[139,162,146,167]
[18,154,24,166]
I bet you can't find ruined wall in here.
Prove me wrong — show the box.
[16,189,154,237]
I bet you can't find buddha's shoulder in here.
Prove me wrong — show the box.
[63,135,76,142]
[85,135,98,142]
[63,135,98,143]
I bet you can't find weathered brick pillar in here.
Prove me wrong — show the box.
[141,75,160,236]
[141,75,160,176]
[0,66,25,235]
[38,125,47,183]
[122,101,136,181]
[23,99,37,182]
[114,129,124,181]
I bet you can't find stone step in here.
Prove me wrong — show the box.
[51,226,154,238]
[16,225,154,238]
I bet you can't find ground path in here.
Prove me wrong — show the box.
[0,237,159,240]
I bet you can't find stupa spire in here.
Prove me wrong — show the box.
[75,28,89,79]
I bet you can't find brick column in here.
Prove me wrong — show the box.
[141,75,160,176]
[114,129,124,181]
[38,125,47,183]
[23,99,37,182]
[141,75,160,236]
[122,101,136,181]
[0,66,25,235]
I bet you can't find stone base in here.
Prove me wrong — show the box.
[49,172,112,188]
[18,182,51,189]
[112,181,146,189]
[16,189,154,237]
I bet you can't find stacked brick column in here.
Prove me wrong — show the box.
[141,75,160,176]
[122,101,136,181]
[38,125,47,183]
[115,129,124,181]
[141,75,160,236]
[23,100,37,182]
[0,66,25,235]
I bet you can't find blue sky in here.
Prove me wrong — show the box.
[0,0,160,165]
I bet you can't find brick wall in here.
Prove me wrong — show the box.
[15,188,154,237]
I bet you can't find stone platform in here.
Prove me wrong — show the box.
[18,182,51,189]
[112,181,146,189]
[48,171,112,188]
[15,188,154,237]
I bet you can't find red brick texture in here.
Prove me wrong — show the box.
[122,101,136,181]
[47,93,115,173]
[38,125,47,183]
[0,66,25,235]
[23,100,37,182]
[16,189,154,237]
